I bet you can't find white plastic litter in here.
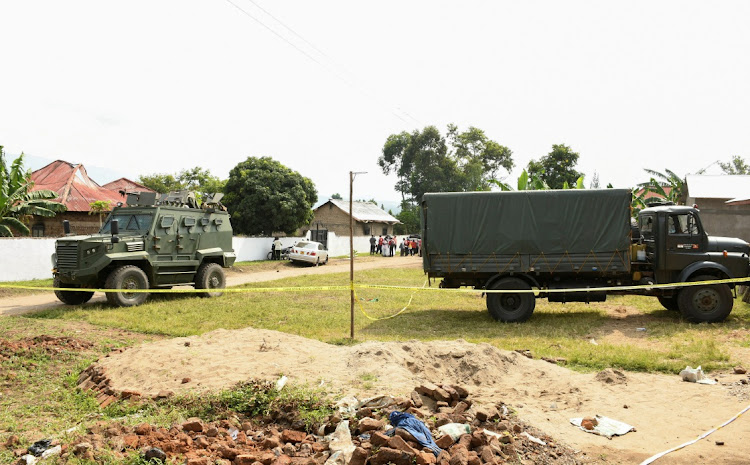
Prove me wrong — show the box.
[679,366,717,385]
[437,423,471,441]
[41,445,62,459]
[570,415,635,438]
[521,432,546,446]
[276,375,288,390]
[324,420,356,465]
[228,427,239,441]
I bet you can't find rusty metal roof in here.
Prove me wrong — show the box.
[30,160,125,212]
[102,177,155,193]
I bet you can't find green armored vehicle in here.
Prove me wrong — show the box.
[52,191,236,307]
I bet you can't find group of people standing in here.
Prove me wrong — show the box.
[369,235,421,257]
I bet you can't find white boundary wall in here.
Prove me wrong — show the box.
[0,233,375,282]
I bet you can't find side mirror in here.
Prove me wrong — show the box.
[62,220,70,235]
[111,219,120,244]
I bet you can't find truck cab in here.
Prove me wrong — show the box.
[638,204,750,284]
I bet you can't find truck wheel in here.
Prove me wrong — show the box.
[104,265,150,307]
[657,296,680,312]
[486,277,536,322]
[195,262,225,297]
[53,276,94,305]
[677,275,733,323]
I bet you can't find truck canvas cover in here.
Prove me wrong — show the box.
[422,189,632,275]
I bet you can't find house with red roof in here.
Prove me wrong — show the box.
[29,161,135,236]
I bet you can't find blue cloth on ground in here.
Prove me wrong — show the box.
[388,411,443,456]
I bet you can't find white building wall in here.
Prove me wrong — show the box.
[0,234,376,282]
[0,237,57,282]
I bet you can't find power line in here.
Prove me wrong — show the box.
[223,0,419,126]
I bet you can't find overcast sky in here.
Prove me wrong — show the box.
[1,1,748,206]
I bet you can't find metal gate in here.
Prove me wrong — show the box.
[310,228,328,249]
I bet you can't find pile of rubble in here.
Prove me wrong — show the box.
[6,381,584,464]
[0,335,94,362]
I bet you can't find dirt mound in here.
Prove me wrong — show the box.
[80,328,750,464]
[594,368,627,385]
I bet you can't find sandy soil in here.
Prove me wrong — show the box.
[0,255,421,316]
[5,257,750,464]
[94,327,750,465]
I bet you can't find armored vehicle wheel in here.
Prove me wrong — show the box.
[657,296,680,312]
[486,277,536,322]
[53,276,94,305]
[196,262,225,297]
[677,275,733,323]
[105,265,150,307]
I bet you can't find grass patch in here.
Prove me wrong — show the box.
[30,268,750,374]
[0,278,55,297]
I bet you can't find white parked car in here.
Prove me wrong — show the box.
[289,241,329,266]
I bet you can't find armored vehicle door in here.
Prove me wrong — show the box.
[176,215,199,256]
[154,214,177,257]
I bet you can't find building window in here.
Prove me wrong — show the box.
[363,225,371,235]
[382,226,388,235]
[32,224,45,237]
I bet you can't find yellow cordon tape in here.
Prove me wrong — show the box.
[640,402,750,464]
[354,279,428,321]
[0,276,748,295]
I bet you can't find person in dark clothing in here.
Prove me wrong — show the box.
[369,235,376,255]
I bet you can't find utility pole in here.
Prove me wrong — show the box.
[349,171,354,339]
[349,171,366,339]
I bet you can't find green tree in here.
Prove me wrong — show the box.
[88,200,112,227]
[223,157,317,235]
[331,193,343,200]
[0,146,66,237]
[718,156,750,175]
[379,125,513,203]
[394,203,420,235]
[526,144,583,189]
[639,169,686,204]
[138,167,226,195]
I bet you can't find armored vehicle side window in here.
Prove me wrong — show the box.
[160,216,175,229]
[101,214,153,233]
[183,217,196,227]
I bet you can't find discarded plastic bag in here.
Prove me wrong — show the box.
[570,415,635,438]
[437,423,471,441]
[324,420,355,465]
[28,439,52,457]
[389,411,442,456]
[679,366,717,385]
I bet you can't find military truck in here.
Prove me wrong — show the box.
[421,189,750,323]
[52,191,236,307]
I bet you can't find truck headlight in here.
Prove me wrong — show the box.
[51,253,57,268]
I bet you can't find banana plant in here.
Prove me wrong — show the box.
[0,147,66,236]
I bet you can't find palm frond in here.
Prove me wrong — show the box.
[0,216,30,236]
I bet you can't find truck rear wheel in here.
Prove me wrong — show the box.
[53,276,94,305]
[486,277,536,322]
[677,275,733,323]
[657,296,680,312]
[195,262,225,297]
[105,265,150,307]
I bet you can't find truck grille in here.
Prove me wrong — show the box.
[56,242,79,270]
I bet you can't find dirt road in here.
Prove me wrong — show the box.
[0,255,421,317]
